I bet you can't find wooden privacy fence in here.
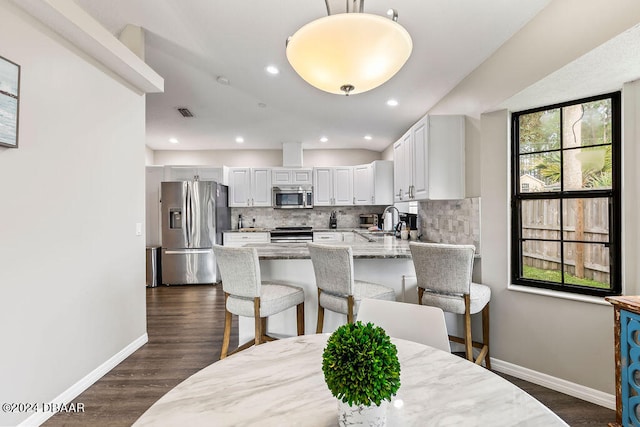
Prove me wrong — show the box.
[522,198,610,283]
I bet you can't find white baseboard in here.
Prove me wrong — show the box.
[491,357,615,410]
[19,333,148,427]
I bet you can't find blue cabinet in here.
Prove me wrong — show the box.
[607,296,640,427]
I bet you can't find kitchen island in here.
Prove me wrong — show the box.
[237,234,417,343]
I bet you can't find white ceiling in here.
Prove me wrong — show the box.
[74,0,550,152]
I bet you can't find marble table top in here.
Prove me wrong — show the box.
[133,334,567,427]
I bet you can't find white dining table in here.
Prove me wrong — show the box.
[133,334,568,426]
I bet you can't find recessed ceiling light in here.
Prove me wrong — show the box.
[169,138,179,144]
[320,136,328,143]
[364,135,372,140]
[386,99,399,107]
[265,65,279,75]
[235,137,245,144]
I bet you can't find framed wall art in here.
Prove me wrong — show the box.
[0,55,20,148]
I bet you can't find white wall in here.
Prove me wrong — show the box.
[419,0,640,400]
[154,149,282,167]
[381,144,393,161]
[622,79,640,297]
[480,111,614,394]
[304,149,381,166]
[145,146,155,165]
[0,3,147,425]
[152,148,382,167]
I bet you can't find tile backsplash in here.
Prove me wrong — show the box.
[231,206,388,230]
[231,199,481,253]
[418,198,481,253]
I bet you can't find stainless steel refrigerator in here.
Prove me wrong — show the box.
[160,181,230,285]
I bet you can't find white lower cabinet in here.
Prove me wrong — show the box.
[223,232,270,247]
[342,232,358,243]
[313,232,343,243]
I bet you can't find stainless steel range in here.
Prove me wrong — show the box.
[270,226,313,243]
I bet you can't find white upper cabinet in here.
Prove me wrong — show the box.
[428,115,465,200]
[164,165,225,183]
[313,167,353,206]
[251,168,272,206]
[412,117,429,200]
[353,164,373,205]
[272,168,313,186]
[314,167,333,205]
[228,167,272,207]
[228,168,251,206]
[393,130,413,202]
[393,139,403,202]
[292,169,313,185]
[334,167,353,205]
[393,115,465,201]
[354,160,393,205]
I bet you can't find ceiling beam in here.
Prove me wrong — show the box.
[12,0,164,94]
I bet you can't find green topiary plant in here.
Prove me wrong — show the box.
[322,321,401,407]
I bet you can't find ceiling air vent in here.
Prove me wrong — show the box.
[177,107,193,117]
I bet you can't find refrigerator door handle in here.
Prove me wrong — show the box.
[184,182,192,247]
[164,249,212,255]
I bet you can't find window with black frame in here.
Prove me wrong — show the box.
[511,92,621,297]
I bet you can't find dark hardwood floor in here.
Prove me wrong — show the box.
[45,285,614,426]
[44,285,237,427]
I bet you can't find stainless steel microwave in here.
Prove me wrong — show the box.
[272,186,313,209]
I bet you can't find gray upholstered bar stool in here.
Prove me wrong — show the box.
[409,242,491,368]
[213,245,305,359]
[307,242,396,333]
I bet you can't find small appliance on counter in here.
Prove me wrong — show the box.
[330,211,337,229]
[399,213,418,230]
[395,221,405,238]
[359,214,379,229]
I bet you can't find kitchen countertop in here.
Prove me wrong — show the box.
[224,228,395,235]
[246,235,412,260]
[223,229,480,260]
[224,228,374,233]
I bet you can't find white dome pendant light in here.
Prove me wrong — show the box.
[286,0,412,96]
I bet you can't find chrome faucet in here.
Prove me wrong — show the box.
[382,205,400,231]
